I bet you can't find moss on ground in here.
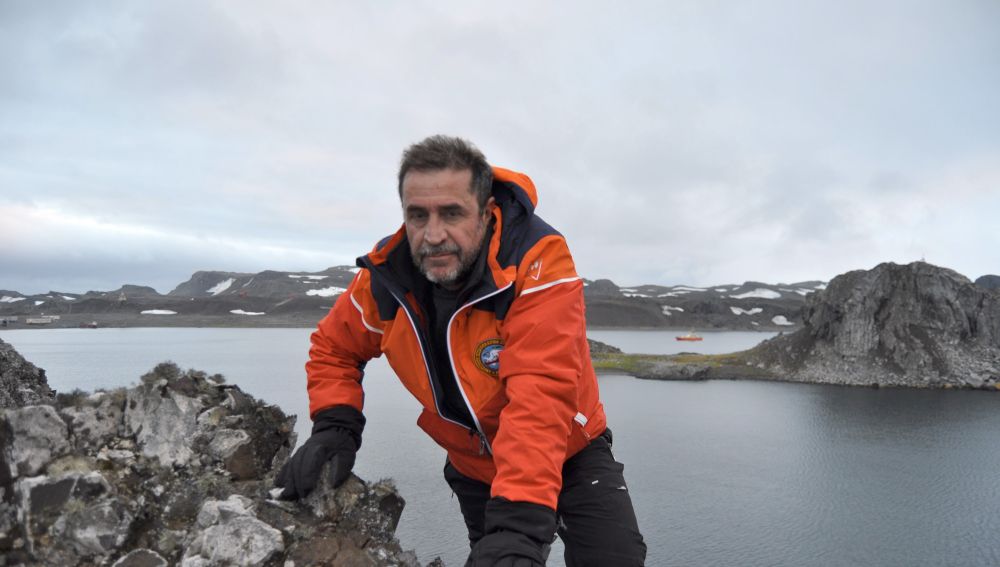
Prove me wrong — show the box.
[591,351,747,373]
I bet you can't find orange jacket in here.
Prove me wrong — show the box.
[306,166,607,510]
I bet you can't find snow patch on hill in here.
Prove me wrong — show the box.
[207,278,235,295]
[306,287,347,297]
[729,289,781,300]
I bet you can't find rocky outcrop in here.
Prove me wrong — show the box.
[0,338,54,409]
[748,262,1000,389]
[975,275,1000,290]
[0,358,436,566]
[586,338,622,355]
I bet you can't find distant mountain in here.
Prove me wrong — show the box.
[975,275,1000,290]
[583,278,824,330]
[167,267,357,299]
[0,266,823,330]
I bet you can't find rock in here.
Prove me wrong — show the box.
[113,548,169,567]
[17,471,134,563]
[60,391,125,451]
[124,367,204,467]
[2,405,70,478]
[975,274,1000,290]
[182,495,284,566]
[0,338,54,409]
[749,262,1000,388]
[587,339,622,355]
[0,343,430,566]
[206,429,255,479]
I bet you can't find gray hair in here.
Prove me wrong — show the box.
[397,135,493,210]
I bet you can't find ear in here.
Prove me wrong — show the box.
[483,196,496,218]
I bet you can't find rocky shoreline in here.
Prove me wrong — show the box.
[593,262,1000,391]
[0,341,441,566]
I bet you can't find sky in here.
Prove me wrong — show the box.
[2,1,998,295]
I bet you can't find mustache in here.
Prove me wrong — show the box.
[416,243,461,259]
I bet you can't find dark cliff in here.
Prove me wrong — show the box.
[747,262,1000,388]
[0,339,54,409]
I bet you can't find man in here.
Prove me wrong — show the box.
[276,135,646,566]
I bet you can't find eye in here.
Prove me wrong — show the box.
[443,208,465,221]
[407,210,427,224]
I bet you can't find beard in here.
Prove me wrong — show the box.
[413,220,488,288]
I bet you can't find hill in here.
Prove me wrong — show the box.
[591,262,1000,390]
[0,267,819,330]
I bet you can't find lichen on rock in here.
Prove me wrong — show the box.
[0,353,438,566]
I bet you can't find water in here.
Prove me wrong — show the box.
[3,328,999,567]
[587,329,779,355]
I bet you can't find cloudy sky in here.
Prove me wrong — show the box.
[2,1,998,295]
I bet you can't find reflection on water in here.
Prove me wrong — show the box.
[3,328,999,567]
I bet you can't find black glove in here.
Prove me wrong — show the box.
[467,498,556,567]
[275,405,365,499]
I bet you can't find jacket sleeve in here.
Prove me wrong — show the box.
[306,269,384,418]
[492,235,585,509]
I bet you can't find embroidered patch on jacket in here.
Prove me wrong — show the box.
[474,338,504,377]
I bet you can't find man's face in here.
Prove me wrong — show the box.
[401,168,494,289]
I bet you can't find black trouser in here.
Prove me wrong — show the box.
[444,430,647,566]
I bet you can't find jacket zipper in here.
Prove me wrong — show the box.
[446,282,514,456]
[361,257,494,440]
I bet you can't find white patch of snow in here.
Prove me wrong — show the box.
[772,315,795,326]
[288,275,328,280]
[657,290,690,297]
[349,267,361,273]
[752,321,760,326]
[622,293,650,298]
[62,296,76,301]
[795,289,812,296]
[815,283,827,290]
[673,286,707,292]
[730,307,763,316]
[779,288,795,292]
[714,288,728,293]
[207,278,235,295]
[661,306,684,316]
[306,286,347,297]
[230,309,266,316]
[0,296,26,303]
[141,310,177,315]
[729,289,781,300]
[241,278,255,288]
[34,300,44,306]
[620,288,637,293]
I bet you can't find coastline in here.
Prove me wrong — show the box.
[1,312,799,333]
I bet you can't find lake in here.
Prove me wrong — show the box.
[2,328,999,567]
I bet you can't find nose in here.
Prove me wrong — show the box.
[424,214,446,245]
